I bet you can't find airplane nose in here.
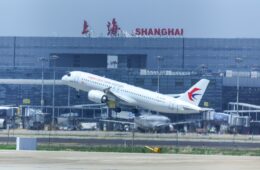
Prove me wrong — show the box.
[61,75,68,81]
[62,72,72,81]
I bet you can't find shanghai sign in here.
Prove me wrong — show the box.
[135,28,184,37]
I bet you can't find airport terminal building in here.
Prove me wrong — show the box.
[0,36,260,114]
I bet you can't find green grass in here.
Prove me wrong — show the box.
[164,147,260,156]
[0,144,16,150]
[37,144,260,156]
[1,144,260,156]
[38,144,151,153]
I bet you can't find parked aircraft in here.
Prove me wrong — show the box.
[134,114,173,133]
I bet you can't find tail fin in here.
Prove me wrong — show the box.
[178,79,210,106]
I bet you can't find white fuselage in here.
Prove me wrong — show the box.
[62,71,201,114]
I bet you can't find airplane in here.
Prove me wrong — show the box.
[100,114,172,133]
[135,114,201,133]
[61,71,210,114]
[134,114,173,133]
[100,112,201,133]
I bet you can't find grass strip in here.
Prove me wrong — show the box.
[1,144,260,156]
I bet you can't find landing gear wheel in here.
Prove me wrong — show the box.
[115,107,122,113]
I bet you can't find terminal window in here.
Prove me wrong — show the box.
[118,54,147,69]
[51,54,107,68]
[51,54,146,69]
[175,81,184,87]
[127,55,146,68]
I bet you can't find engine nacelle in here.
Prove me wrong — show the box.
[88,90,108,103]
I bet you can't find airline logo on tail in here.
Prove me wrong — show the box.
[188,88,201,101]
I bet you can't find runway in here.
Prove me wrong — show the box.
[0,150,259,170]
[1,136,260,148]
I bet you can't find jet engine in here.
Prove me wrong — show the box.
[88,90,108,103]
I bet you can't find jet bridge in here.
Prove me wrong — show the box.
[226,102,260,121]
[224,102,260,134]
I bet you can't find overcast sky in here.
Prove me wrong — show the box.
[0,0,260,38]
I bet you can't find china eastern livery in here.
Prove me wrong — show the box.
[62,71,209,114]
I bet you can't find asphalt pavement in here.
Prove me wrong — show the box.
[0,151,260,170]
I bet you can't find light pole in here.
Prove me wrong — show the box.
[157,56,163,92]
[68,87,71,106]
[235,57,243,115]
[39,57,48,110]
[50,55,59,129]
[200,64,207,75]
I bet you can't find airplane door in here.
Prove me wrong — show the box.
[168,103,175,110]
[75,76,79,82]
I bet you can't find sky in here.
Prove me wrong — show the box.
[0,0,260,38]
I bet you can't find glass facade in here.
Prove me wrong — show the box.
[0,37,259,111]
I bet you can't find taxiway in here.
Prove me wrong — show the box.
[0,151,259,170]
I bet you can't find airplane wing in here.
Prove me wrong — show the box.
[154,123,170,128]
[170,120,200,126]
[100,119,135,125]
[104,88,137,105]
